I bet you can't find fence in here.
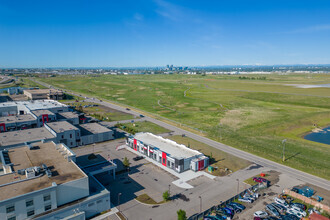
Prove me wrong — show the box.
[188,183,266,220]
[283,189,330,213]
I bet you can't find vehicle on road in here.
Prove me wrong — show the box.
[266,204,280,217]
[133,156,144,161]
[140,114,144,117]
[126,108,130,110]
[254,211,268,218]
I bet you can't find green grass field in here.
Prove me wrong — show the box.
[121,121,171,134]
[37,74,330,179]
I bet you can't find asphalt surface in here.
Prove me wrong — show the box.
[33,79,330,191]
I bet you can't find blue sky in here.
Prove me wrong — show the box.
[0,0,330,67]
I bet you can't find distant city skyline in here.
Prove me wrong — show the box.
[0,0,330,68]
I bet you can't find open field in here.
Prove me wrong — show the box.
[37,74,330,179]
[168,135,251,176]
[121,121,171,134]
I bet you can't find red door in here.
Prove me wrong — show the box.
[198,160,204,171]
[162,152,167,166]
[133,139,137,151]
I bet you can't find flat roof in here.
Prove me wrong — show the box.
[0,127,55,147]
[24,89,63,94]
[0,100,67,111]
[0,142,85,201]
[133,132,202,159]
[0,114,36,124]
[78,123,111,135]
[46,121,79,133]
[31,109,55,117]
[58,111,79,119]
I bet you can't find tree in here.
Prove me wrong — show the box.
[163,190,170,201]
[123,157,130,168]
[177,209,187,220]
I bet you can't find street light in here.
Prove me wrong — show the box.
[118,193,122,212]
[198,196,202,213]
[236,179,239,196]
[282,139,287,162]
[168,184,171,195]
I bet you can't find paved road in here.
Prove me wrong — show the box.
[32,78,330,191]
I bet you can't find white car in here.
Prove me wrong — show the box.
[288,206,306,217]
[274,197,289,208]
[254,211,268,218]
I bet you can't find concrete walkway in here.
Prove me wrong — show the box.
[124,145,216,189]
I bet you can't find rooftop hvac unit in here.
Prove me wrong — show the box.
[46,169,52,177]
[17,169,25,175]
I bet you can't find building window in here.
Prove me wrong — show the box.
[44,204,52,211]
[61,135,64,139]
[26,199,34,207]
[6,205,15,213]
[7,216,16,220]
[27,209,34,217]
[71,142,73,146]
[70,134,72,138]
[43,194,51,201]
[97,200,103,204]
[88,202,95,207]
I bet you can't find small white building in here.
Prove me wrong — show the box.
[126,132,208,173]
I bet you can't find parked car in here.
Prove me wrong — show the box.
[291,202,306,211]
[280,214,300,220]
[287,208,305,218]
[133,156,144,161]
[238,197,253,203]
[226,204,241,213]
[266,204,280,217]
[229,202,245,211]
[271,202,286,213]
[288,206,306,217]
[308,208,321,215]
[216,208,233,218]
[254,211,268,218]
[274,197,289,208]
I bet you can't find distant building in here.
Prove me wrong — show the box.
[57,111,80,125]
[78,123,114,145]
[23,89,64,100]
[0,141,112,220]
[45,121,81,148]
[126,132,209,173]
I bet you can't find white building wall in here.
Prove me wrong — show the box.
[56,177,89,206]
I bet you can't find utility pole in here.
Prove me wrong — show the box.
[282,139,287,162]
[168,184,171,195]
[236,179,239,196]
[199,196,202,213]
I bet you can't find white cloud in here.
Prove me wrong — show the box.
[286,24,330,34]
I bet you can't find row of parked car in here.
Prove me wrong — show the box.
[254,194,320,219]
[204,202,246,220]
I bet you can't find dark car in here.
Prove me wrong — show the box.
[126,108,130,110]
[226,204,241,213]
[266,204,280,217]
[280,214,300,220]
[291,202,306,210]
[133,156,144,161]
[139,114,144,117]
[230,202,246,211]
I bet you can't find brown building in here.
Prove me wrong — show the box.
[23,89,64,100]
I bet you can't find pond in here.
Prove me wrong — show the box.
[304,126,330,145]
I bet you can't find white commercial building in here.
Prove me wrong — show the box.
[126,132,209,173]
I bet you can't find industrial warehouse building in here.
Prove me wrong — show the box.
[0,100,69,117]
[23,89,64,100]
[126,132,209,173]
[78,123,114,145]
[0,141,112,220]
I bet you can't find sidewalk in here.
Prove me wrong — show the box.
[124,145,216,189]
